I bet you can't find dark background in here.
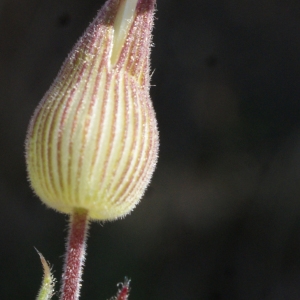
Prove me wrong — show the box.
[1,0,300,299]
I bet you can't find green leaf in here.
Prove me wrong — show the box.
[35,249,55,300]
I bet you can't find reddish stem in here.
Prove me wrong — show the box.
[60,208,89,300]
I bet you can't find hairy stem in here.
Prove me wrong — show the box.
[60,208,89,300]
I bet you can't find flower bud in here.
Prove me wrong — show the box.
[25,0,158,221]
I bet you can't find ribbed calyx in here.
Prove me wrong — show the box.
[26,0,158,220]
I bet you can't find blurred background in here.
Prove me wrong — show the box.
[1,0,300,299]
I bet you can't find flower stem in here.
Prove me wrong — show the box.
[60,208,89,300]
